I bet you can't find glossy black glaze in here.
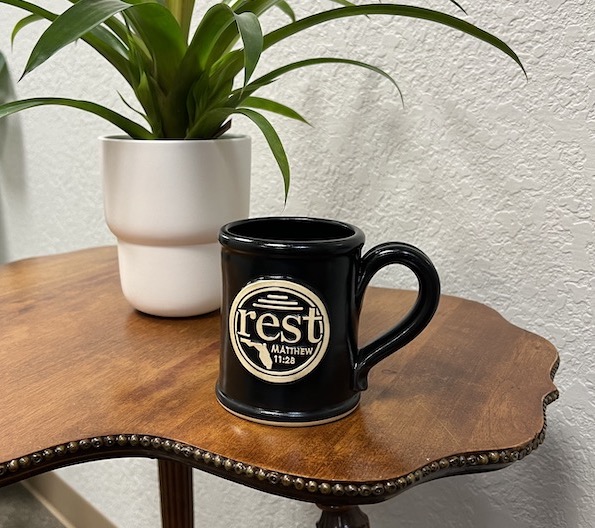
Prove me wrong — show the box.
[217,217,440,425]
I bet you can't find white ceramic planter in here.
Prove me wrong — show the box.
[102,135,251,317]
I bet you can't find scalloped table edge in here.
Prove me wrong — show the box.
[0,358,559,506]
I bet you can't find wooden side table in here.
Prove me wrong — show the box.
[0,248,559,528]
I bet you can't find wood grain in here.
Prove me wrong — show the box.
[0,247,559,504]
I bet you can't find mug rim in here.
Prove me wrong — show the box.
[219,216,365,254]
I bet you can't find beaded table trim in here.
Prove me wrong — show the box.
[0,382,559,505]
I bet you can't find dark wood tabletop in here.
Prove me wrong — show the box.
[0,247,559,507]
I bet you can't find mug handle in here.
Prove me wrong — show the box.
[353,242,441,391]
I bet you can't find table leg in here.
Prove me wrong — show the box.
[158,459,194,528]
[316,505,370,528]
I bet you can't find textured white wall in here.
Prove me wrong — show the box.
[1,1,593,527]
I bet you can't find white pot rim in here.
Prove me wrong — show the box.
[99,133,249,144]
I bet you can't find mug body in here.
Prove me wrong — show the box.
[217,217,365,426]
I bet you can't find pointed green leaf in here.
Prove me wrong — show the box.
[448,1,467,14]
[22,0,134,78]
[186,106,235,138]
[123,1,186,90]
[241,96,310,124]
[189,104,291,198]
[276,1,296,22]
[187,73,212,124]
[0,97,154,139]
[219,4,525,85]
[133,71,163,136]
[86,24,129,67]
[236,0,285,16]
[327,0,356,7]
[0,0,55,20]
[224,79,278,110]
[234,108,290,201]
[1,0,133,83]
[264,5,525,74]
[247,57,403,105]
[165,0,196,41]
[11,14,42,46]
[233,11,263,86]
[64,0,131,43]
[117,91,147,120]
[165,3,236,136]
[207,0,283,63]
[187,4,235,73]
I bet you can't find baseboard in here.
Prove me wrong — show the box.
[23,472,117,528]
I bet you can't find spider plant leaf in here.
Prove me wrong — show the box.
[22,0,135,78]
[2,0,133,84]
[3,0,127,53]
[100,13,130,44]
[175,3,234,93]
[241,96,310,125]
[327,0,357,7]
[0,97,154,139]
[186,106,235,138]
[165,0,196,41]
[448,1,466,14]
[188,105,290,198]
[247,57,403,105]
[235,0,283,16]
[117,91,147,120]
[263,5,525,75]
[134,71,162,135]
[187,73,212,124]
[218,4,525,86]
[165,3,236,136]
[224,80,276,110]
[0,0,55,20]
[233,11,263,87]
[86,25,129,65]
[205,0,278,75]
[276,1,296,22]
[188,4,236,73]
[11,14,42,46]
[65,0,131,43]
[123,1,186,91]
[234,108,290,201]
[50,0,130,66]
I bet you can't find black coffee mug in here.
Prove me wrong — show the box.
[216,217,440,426]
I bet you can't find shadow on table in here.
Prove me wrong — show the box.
[0,52,26,264]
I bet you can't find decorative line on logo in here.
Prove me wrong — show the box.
[258,295,300,305]
[252,294,303,311]
[252,303,304,311]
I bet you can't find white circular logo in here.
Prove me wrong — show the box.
[229,279,330,384]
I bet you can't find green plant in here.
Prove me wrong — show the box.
[0,1,523,196]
